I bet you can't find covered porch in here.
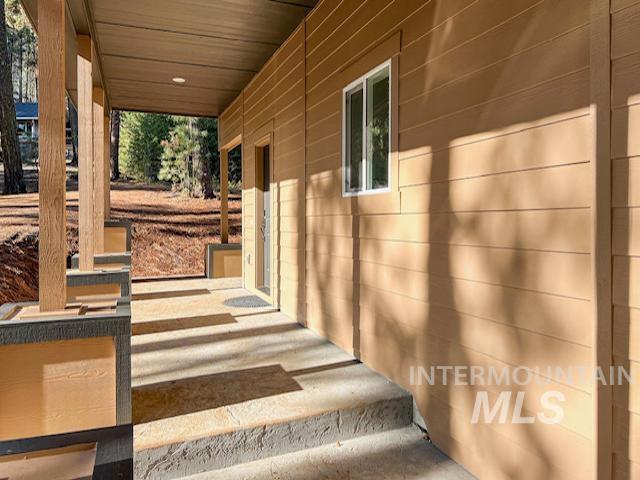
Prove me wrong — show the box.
[0,1,287,478]
[0,1,474,478]
[0,272,475,478]
[6,0,635,478]
[130,276,472,479]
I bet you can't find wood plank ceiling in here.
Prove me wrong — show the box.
[24,0,316,117]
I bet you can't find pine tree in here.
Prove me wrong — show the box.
[119,111,173,182]
[0,0,25,194]
[159,117,199,195]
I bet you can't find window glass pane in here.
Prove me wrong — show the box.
[366,66,389,190]
[345,85,363,192]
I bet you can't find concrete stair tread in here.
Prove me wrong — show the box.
[183,426,476,480]
[133,362,411,451]
[131,282,413,479]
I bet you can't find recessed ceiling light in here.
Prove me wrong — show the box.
[172,77,186,84]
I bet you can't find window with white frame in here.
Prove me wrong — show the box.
[343,60,391,195]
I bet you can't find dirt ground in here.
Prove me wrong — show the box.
[0,179,241,304]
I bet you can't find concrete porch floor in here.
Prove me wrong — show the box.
[131,277,474,479]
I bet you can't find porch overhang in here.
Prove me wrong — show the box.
[21,0,316,117]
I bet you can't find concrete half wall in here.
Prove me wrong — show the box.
[205,244,242,279]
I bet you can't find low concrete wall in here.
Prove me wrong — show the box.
[0,300,133,478]
[66,268,131,303]
[205,243,242,279]
[104,220,132,254]
[70,252,132,269]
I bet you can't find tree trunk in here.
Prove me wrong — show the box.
[17,29,22,102]
[0,0,25,194]
[7,24,12,80]
[25,52,28,101]
[190,117,212,199]
[25,41,30,101]
[110,110,120,180]
[67,98,77,166]
[202,149,213,199]
[196,118,214,198]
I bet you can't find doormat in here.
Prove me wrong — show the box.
[223,295,270,308]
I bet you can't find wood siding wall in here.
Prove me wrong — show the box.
[218,94,242,148]
[227,25,307,319]
[612,0,640,478]
[218,1,636,477]
[305,1,591,478]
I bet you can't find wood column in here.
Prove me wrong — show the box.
[37,0,66,310]
[103,112,110,220]
[77,35,94,270]
[220,148,229,244]
[92,87,105,254]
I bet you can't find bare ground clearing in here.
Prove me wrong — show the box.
[0,180,241,304]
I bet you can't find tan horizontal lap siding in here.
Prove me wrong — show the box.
[238,25,306,321]
[219,94,243,148]
[304,0,593,477]
[611,1,640,477]
[217,0,640,476]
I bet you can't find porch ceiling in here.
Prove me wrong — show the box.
[22,0,316,117]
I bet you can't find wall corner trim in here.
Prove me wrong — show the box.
[590,0,613,478]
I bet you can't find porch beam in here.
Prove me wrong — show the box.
[76,35,94,270]
[37,0,67,310]
[220,148,229,244]
[93,86,105,254]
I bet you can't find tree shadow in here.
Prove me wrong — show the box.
[131,288,211,301]
[325,1,595,478]
[132,313,237,335]
[132,364,302,424]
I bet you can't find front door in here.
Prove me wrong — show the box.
[260,145,270,295]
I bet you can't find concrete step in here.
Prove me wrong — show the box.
[131,283,413,480]
[183,426,476,480]
[134,363,412,479]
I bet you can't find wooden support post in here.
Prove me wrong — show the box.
[103,112,110,220]
[37,0,67,310]
[93,86,105,254]
[77,35,94,271]
[220,148,229,244]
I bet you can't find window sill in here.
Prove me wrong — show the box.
[342,187,391,198]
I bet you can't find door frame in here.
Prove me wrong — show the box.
[251,121,276,306]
